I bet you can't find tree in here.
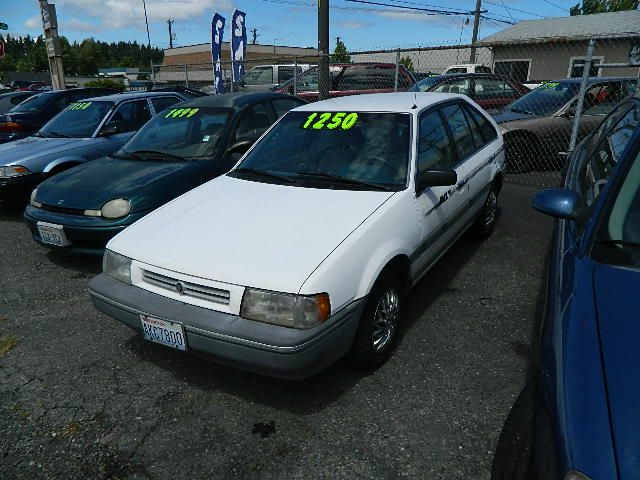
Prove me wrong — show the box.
[332,38,351,63]
[570,0,639,15]
[400,56,414,71]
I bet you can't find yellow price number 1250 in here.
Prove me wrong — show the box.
[302,112,358,130]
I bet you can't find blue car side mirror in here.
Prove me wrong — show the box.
[532,188,582,220]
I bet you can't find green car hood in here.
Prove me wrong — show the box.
[35,156,222,212]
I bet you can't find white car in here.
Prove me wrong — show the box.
[88,92,505,379]
[442,64,492,75]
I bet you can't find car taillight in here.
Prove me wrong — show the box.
[0,122,22,132]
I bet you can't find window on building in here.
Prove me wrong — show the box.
[494,60,530,83]
[569,57,603,78]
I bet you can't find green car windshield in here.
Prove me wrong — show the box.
[122,107,232,160]
[236,111,410,189]
[40,101,114,138]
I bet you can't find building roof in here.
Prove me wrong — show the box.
[294,92,466,113]
[480,10,640,45]
[164,42,318,57]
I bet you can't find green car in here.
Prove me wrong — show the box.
[24,92,305,254]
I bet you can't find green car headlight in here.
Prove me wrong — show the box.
[100,199,131,219]
[103,250,132,285]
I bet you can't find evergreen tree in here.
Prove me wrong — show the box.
[570,0,639,15]
[332,39,351,63]
[400,56,414,71]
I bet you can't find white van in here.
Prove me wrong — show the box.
[442,64,492,75]
[233,64,312,91]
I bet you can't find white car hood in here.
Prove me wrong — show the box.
[109,175,395,293]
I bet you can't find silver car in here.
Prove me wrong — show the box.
[0,91,190,201]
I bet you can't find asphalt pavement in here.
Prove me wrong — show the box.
[0,183,552,480]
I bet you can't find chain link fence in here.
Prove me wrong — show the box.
[151,35,640,188]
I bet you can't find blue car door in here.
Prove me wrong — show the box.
[98,98,152,157]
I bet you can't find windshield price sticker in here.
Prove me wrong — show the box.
[302,112,359,130]
[539,82,560,90]
[165,107,199,119]
[68,102,92,111]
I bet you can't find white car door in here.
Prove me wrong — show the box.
[411,106,469,279]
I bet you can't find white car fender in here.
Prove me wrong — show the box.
[298,191,420,313]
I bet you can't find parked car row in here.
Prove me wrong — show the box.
[0,87,506,379]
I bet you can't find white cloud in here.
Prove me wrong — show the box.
[24,16,41,30]
[56,0,232,31]
[337,20,370,29]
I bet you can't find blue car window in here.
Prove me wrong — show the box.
[579,104,640,207]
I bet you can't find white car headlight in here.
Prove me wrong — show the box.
[565,472,592,480]
[100,199,131,219]
[0,165,31,178]
[30,188,42,208]
[103,250,132,285]
[241,288,331,329]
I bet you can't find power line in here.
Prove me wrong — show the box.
[499,0,515,21]
[541,0,569,12]
[380,0,472,14]
[482,0,546,18]
[343,0,477,16]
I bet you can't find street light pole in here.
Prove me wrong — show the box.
[142,0,155,85]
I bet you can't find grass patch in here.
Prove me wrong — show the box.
[0,335,19,357]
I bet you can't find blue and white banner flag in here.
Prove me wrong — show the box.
[231,9,247,82]
[211,12,225,94]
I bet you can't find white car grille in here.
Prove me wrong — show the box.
[141,268,231,305]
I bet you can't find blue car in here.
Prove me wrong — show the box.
[0,91,190,202]
[492,95,640,479]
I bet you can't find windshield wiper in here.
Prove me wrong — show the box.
[47,131,72,138]
[596,239,640,248]
[129,150,186,162]
[232,167,296,184]
[294,172,395,191]
[32,131,47,138]
[509,108,536,116]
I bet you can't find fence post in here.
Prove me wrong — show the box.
[394,49,400,92]
[184,64,189,88]
[569,38,595,153]
[230,60,234,93]
[293,56,298,97]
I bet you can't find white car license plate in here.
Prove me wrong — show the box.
[140,315,187,351]
[36,222,71,247]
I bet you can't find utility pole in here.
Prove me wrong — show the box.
[167,19,174,49]
[142,0,155,84]
[38,0,65,90]
[469,0,481,64]
[250,28,259,45]
[318,0,329,100]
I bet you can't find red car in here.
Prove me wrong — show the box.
[275,63,416,102]
[409,73,529,111]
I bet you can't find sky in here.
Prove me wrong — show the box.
[1,0,579,52]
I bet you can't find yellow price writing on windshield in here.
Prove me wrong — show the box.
[68,102,92,110]
[302,112,359,130]
[165,108,200,118]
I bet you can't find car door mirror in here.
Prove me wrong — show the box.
[226,138,255,156]
[532,188,582,220]
[417,169,457,192]
[99,122,120,137]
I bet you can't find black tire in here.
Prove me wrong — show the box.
[491,379,536,480]
[505,138,533,173]
[470,185,499,239]
[350,272,403,370]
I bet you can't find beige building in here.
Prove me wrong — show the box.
[162,42,318,66]
[479,10,640,83]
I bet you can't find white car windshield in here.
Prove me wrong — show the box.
[235,111,411,190]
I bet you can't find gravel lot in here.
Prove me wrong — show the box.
[0,183,551,480]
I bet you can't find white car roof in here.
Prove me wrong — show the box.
[292,92,466,114]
